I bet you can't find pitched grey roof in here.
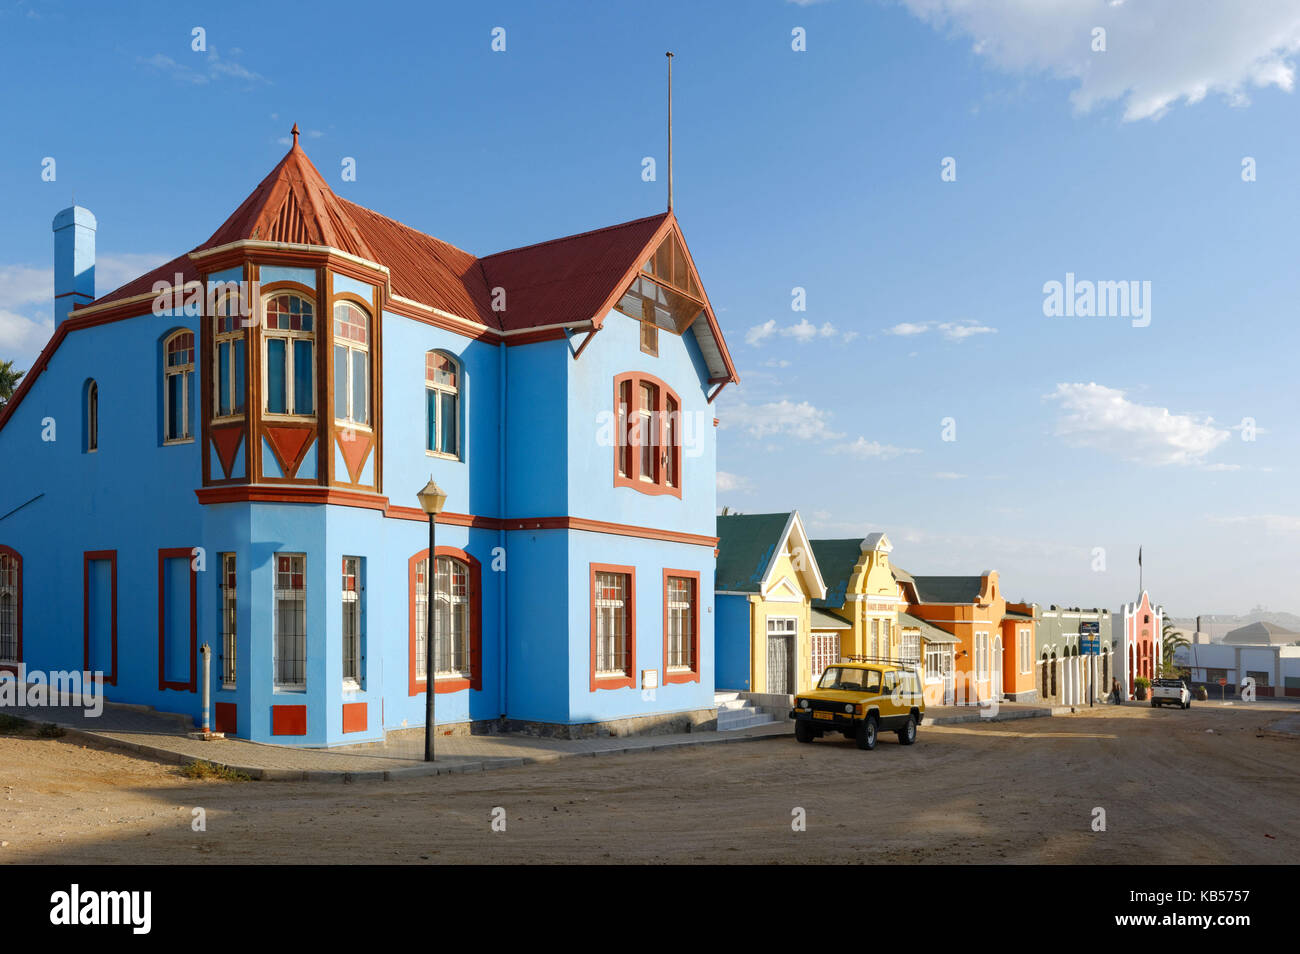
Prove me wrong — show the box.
[899,611,959,644]
[810,608,852,631]
[715,513,793,593]
[908,575,984,604]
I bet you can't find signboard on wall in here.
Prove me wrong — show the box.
[1079,621,1100,636]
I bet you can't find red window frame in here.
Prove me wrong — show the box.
[83,550,118,686]
[0,545,21,673]
[590,563,636,691]
[157,547,198,692]
[662,569,700,684]
[407,546,482,696]
[613,372,681,498]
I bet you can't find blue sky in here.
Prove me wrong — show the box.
[2,0,1298,615]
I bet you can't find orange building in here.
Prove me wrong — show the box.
[894,569,1038,705]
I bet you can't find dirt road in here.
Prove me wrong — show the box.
[2,701,1296,864]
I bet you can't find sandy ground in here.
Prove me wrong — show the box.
[1,701,1296,864]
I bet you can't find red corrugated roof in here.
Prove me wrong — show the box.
[81,138,683,338]
[93,252,199,306]
[480,213,669,331]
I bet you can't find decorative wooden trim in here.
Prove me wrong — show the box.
[0,545,21,672]
[590,563,636,692]
[662,568,701,685]
[501,516,717,548]
[82,550,118,686]
[157,547,198,692]
[191,487,719,547]
[407,546,483,696]
[612,371,682,498]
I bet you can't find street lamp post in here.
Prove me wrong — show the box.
[417,477,448,762]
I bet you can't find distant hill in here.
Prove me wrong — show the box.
[1170,608,1300,635]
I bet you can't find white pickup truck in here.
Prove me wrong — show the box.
[1150,678,1191,709]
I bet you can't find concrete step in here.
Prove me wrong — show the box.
[713,691,741,705]
[715,698,751,711]
[718,712,776,731]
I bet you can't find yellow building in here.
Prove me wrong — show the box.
[715,511,827,695]
[810,533,914,666]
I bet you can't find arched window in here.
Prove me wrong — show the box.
[1049,651,1058,696]
[213,293,247,419]
[425,351,459,457]
[333,302,370,426]
[163,330,194,442]
[0,547,20,668]
[409,548,480,694]
[262,293,315,416]
[614,372,682,496]
[84,379,98,452]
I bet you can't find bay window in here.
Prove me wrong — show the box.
[263,294,315,417]
[214,295,247,419]
[333,302,370,426]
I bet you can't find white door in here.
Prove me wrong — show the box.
[993,636,1003,698]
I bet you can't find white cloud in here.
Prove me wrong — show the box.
[138,46,267,87]
[831,437,921,460]
[938,320,996,340]
[933,471,967,480]
[722,399,844,440]
[717,471,755,493]
[1047,382,1230,466]
[899,0,1300,121]
[883,319,996,340]
[746,317,839,345]
[0,253,169,364]
[884,321,930,337]
[745,319,776,346]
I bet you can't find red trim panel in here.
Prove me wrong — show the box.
[342,702,368,733]
[271,704,308,736]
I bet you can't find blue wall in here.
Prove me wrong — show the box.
[715,594,752,691]
[0,263,724,744]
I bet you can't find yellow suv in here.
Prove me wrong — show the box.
[790,662,924,750]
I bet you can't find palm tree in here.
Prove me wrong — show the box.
[1162,618,1189,674]
[0,360,25,412]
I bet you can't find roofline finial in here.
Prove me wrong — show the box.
[666,51,674,212]
[291,123,300,148]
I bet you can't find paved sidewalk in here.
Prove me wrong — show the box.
[4,697,1066,781]
[2,702,793,781]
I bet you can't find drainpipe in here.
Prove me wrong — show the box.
[498,338,508,723]
[200,643,211,733]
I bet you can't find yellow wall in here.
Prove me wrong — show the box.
[822,541,905,662]
[747,548,816,694]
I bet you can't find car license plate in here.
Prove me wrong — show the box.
[813,711,834,720]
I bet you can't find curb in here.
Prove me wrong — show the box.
[51,722,792,783]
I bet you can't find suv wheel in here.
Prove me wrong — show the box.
[897,714,917,745]
[794,720,816,744]
[856,714,878,751]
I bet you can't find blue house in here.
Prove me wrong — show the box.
[0,128,738,745]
